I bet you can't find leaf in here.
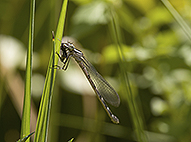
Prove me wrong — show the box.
[33,0,68,142]
[68,138,74,142]
[17,132,35,142]
[20,0,35,141]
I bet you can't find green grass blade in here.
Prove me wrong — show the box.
[109,10,148,142]
[20,0,35,141]
[17,132,35,142]
[161,0,191,40]
[33,0,68,142]
[68,138,74,142]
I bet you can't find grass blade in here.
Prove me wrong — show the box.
[109,10,148,142]
[68,138,74,142]
[20,0,35,141]
[33,0,68,141]
[17,132,35,142]
[161,0,191,40]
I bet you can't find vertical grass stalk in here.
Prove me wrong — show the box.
[20,0,35,141]
[109,10,148,142]
[33,0,68,141]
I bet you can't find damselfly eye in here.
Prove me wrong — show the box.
[60,43,65,50]
[60,48,67,58]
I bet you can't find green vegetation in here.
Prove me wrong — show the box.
[0,0,191,142]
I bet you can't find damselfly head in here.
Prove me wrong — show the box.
[61,41,75,52]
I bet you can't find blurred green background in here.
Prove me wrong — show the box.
[1,0,191,141]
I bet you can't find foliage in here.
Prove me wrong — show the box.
[0,0,191,142]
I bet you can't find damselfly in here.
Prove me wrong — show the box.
[55,40,120,123]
